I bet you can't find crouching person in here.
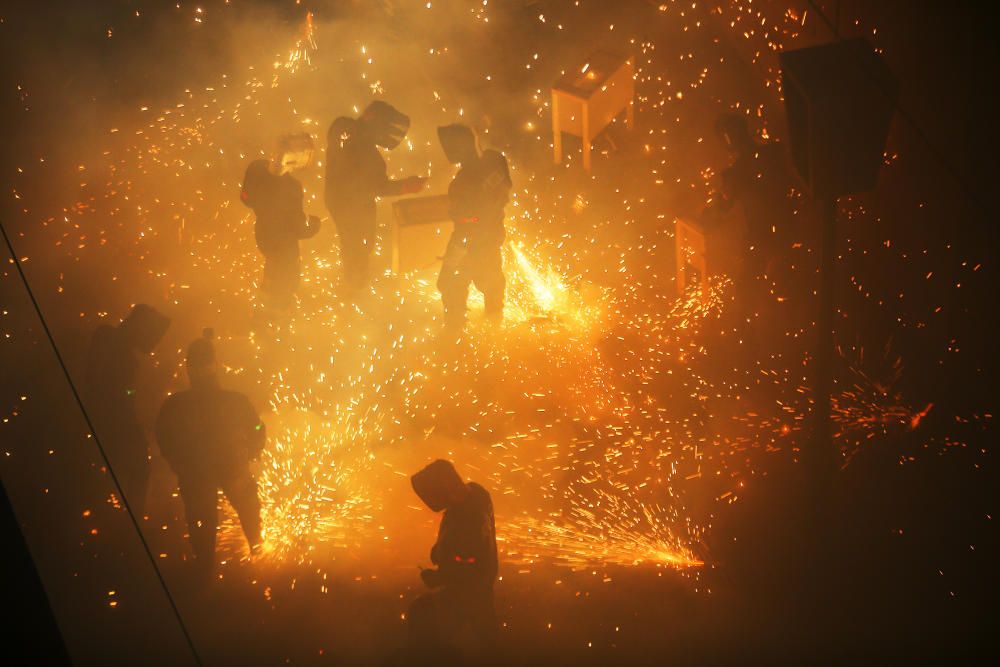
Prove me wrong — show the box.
[155,330,266,580]
[408,459,498,663]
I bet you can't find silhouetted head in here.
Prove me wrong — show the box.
[714,112,755,155]
[360,101,410,149]
[437,123,480,165]
[411,459,470,512]
[273,132,315,175]
[185,328,218,388]
[119,304,170,354]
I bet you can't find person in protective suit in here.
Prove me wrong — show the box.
[325,101,426,293]
[702,112,797,345]
[155,329,266,578]
[240,132,322,311]
[705,112,794,282]
[407,459,498,662]
[85,304,170,515]
[435,124,511,330]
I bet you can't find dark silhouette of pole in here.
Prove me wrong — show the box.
[812,199,838,498]
[779,38,898,499]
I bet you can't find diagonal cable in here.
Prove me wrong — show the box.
[0,219,204,667]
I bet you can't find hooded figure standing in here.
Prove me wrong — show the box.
[155,330,266,577]
[325,101,426,294]
[703,113,797,342]
[408,459,498,661]
[435,124,511,330]
[240,132,321,311]
[706,112,794,283]
[85,304,170,514]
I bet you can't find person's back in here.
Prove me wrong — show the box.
[325,116,386,215]
[155,330,265,574]
[241,158,308,254]
[323,102,425,293]
[240,135,320,310]
[156,385,263,481]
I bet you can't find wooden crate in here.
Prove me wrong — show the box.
[674,216,746,294]
[552,50,635,171]
[390,195,452,273]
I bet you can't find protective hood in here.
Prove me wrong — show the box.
[120,304,170,354]
[411,459,465,512]
[362,101,410,149]
[437,123,480,165]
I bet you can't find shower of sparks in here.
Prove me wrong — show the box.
[3,1,954,591]
[832,345,935,467]
[280,11,317,76]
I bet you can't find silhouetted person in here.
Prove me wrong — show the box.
[155,330,265,579]
[701,113,797,349]
[240,132,321,311]
[435,124,511,330]
[407,459,498,662]
[85,304,170,514]
[706,112,794,283]
[325,101,426,294]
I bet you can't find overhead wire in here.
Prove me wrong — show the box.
[0,218,204,667]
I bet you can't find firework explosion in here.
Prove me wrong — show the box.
[4,1,947,594]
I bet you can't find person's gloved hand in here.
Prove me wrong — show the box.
[399,176,428,195]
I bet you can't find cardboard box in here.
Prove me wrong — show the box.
[674,216,745,294]
[552,50,635,171]
[390,194,453,273]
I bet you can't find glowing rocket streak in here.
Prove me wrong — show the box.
[283,12,317,74]
[510,242,565,313]
[909,402,933,430]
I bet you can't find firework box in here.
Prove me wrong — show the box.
[390,194,452,273]
[552,50,635,171]
[779,38,897,200]
[674,216,744,294]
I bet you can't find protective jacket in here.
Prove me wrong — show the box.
[155,384,265,481]
[325,117,408,218]
[240,159,318,254]
[429,482,498,590]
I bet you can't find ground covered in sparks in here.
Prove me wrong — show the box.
[1,1,995,664]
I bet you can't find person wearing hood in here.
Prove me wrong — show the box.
[702,112,797,343]
[325,101,427,294]
[240,132,322,311]
[407,459,498,661]
[704,112,794,283]
[85,303,170,514]
[435,124,511,331]
[155,330,266,579]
